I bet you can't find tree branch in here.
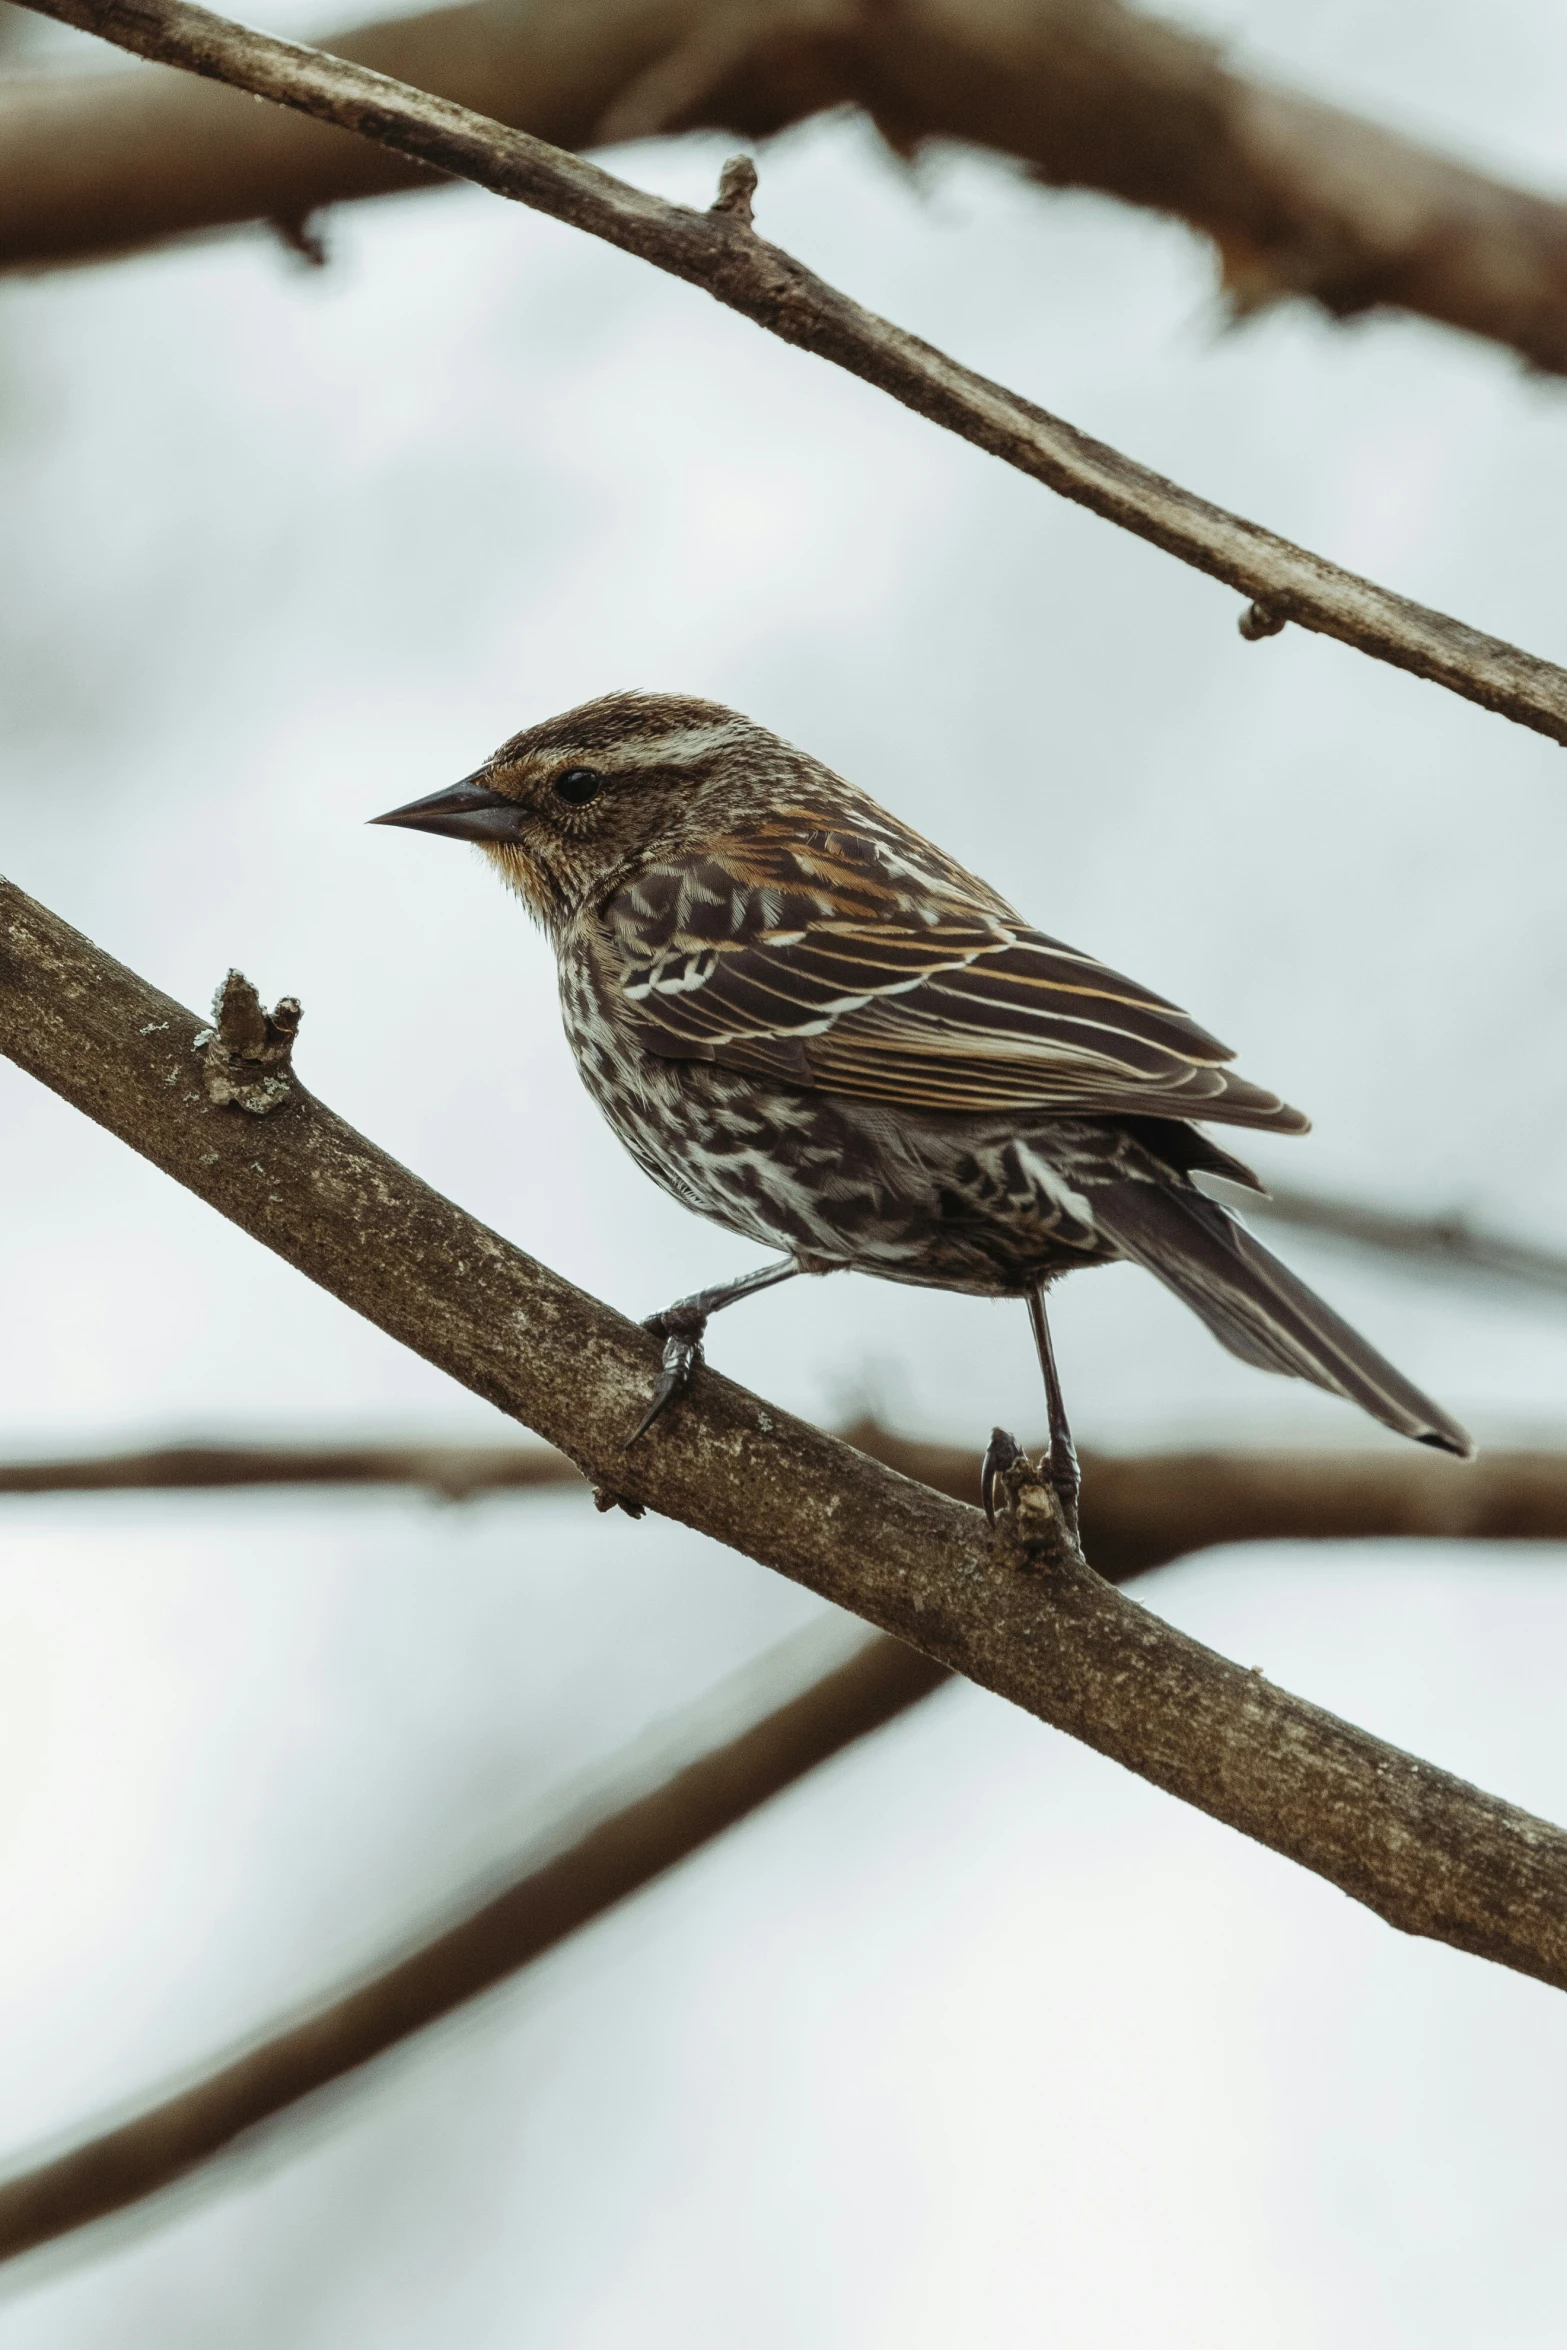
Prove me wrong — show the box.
[0,1628,951,2265]
[13,1428,1564,2267]
[6,877,1567,1996]
[14,0,1567,749]
[9,1425,1567,1566]
[0,1435,585,1500]
[10,0,1567,385]
[1249,1185,1567,1301]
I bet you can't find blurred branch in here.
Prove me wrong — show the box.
[7,880,1567,2005]
[13,0,1567,748]
[13,1426,1566,2267]
[11,0,1567,387]
[0,1434,583,1498]
[1249,1184,1567,1300]
[10,1423,1567,1561]
[0,1630,952,2265]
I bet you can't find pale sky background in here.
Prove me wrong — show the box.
[4,0,1567,2339]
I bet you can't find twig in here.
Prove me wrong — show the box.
[9,1424,1567,1563]
[1249,1185,1567,1301]
[0,1629,950,2265]
[6,878,1567,1997]
[13,0,1567,748]
[11,0,1567,384]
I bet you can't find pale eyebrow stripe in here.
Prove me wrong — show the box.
[609,721,753,766]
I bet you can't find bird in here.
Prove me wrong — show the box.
[372,689,1473,1528]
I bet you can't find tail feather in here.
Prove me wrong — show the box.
[1092,1179,1474,1457]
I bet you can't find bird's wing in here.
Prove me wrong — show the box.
[603,816,1308,1132]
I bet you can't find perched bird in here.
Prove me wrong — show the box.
[374,691,1472,1524]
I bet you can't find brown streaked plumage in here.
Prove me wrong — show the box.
[374,690,1473,1513]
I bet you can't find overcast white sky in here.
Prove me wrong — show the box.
[4,0,1567,2339]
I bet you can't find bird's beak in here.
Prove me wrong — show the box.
[369,772,526,844]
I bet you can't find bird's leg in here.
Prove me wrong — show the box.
[629,1258,799,1443]
[1027,1283,1081,1540]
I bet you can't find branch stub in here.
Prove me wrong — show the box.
[1239,600,1288,641]
[194,968,302,1115]
[989,1444,1084,1574]
[710,153,757,228]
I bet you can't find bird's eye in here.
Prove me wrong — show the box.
[553,767,602,806]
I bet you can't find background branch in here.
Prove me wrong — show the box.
[0,1629,950,2266]
[21,1418,1566,2263]
[1249,1185,1567,1300]
[16,0,1567,750]
[9,1425,1567,1560]
[6,875,1567,1996]
[0,1435,584,1500]
[9,0,1567,385]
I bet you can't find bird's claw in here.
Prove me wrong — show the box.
[981,1426,1025,1525]
[628,1310,707,1444]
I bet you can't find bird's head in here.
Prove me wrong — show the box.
[371,690,798,937]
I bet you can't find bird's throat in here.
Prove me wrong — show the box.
[485,841,564,934]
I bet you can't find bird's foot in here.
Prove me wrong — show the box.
[1047,1431,1081,1547]
[627,1303,708,1444]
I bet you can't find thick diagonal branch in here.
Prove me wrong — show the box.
[5,869,1567,1994]
[17,1442,1564,2263]
[10,0,1567,387]
[14,0,1567,749]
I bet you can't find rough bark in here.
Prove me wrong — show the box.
[5,870,1567,1996]
[12,0,1567,750]
[9,0,1567,387]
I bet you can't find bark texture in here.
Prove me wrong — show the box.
[5,869,1567,1995]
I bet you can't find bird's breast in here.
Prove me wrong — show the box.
[553,934,1133,1293]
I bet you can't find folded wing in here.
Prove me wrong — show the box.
[604,815,1308,1133]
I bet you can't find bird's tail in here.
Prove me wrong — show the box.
[1090,1179,1474,1457]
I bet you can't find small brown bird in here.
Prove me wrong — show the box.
[374,690,1472,1522]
